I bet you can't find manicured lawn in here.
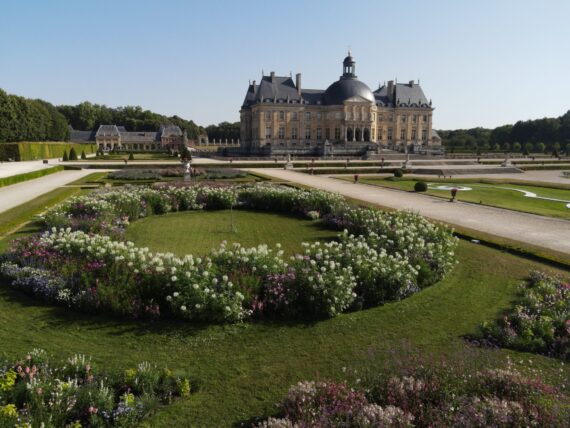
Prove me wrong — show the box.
[0,240,568,427]
[1,188,569,426]
[125,210,339,256]
[349,176,570,220]
[0,187,82,237]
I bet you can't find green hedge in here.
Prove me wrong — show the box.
[0,165,64,188]
[17,142,97,161]
[0,142,96,161]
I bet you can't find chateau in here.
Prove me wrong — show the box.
[70,124,187,152]
[239,53,441,157]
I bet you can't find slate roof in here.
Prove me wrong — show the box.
[374,82,430,108]
[69,129,95,142]
[159,125,183,137]
[96,125,120,136]
[120,132,159,143]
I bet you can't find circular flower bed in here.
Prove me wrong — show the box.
[1,184,458,323]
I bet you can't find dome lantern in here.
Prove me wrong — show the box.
[342,50,356,78]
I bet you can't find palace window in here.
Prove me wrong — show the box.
[412,115,417,123]
[378,114,383,121]
[423,115,428,122]
[305,112,311,121]
[316,128,322,140]
[265,127,272,139]
[293,111,298,120]
[305,126,311,140]
[412,129,417,140]
[334,128,340,140]
[317,112,322,120]
[291,127,297,140]
[422,129,428,141]
[387,128,393,141]
[325,128,330,140]
[265,111,272,120]
[335,112,341,119]
[278,127,285,139]
[279,111,285,121]
[400,129,406,140]
[354,111,359,120]
[401,115,406,123]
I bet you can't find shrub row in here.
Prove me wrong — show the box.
[0,166,64,188]
[0,142,96,161]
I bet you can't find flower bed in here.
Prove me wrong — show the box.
[255,363,569,427]
[479,271,570,361]
[0,349,191,427]
[1,184,458,323]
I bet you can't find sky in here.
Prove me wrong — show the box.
[0,0,569,130]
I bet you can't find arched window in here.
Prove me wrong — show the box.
[363,128,370,141]
[355,128,361,141]
[347,127,353,141]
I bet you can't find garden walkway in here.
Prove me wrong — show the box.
[248,168,570,256]
[0,169,96,214]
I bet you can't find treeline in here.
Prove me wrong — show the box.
[57,102,204,140]
[0,88,206,143]
[205,121,240,142]
[0,89,69,142]
[438,110,570,153]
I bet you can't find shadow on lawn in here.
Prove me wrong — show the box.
[0,284,323,340]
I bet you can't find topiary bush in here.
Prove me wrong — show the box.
[414,181,428,192]
[62,150,68,161]
[68,147,78,160]
[394,169,403,178]
[129,152,134,160]
[80,150,86,160]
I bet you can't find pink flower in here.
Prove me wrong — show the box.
[88,406,98,414]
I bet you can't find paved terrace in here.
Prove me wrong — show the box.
[247,168,570,255]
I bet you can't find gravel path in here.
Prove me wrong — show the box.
[0,169,98,214]
[248,168,570,255]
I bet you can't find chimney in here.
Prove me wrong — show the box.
[409,80,414,87]
[387,80,394,101]
[296,73,302,95]
[270,71,276,83]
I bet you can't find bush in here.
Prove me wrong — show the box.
[80,150,86,160]
[129,152,134,160]
[68,147,77,160]
[108,169,162,181]
[394,169,404,178]
[62,150,68,161]
[479,271,569,360]
[414,181,428,192]
[0,349,192,427]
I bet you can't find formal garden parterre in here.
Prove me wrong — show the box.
[1,184,458,323]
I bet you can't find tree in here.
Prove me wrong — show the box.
[524,142,533,155]
[502,142,511,152]
[68,147,77,160]
[536,142,546,153]
[62,150,68,161]
[566,143,570,154]
[81,150,86,160]
[513,142,521,152]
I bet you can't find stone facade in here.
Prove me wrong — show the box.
[239,53,440,156]
[95,125,187,152]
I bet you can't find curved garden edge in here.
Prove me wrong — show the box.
[0,184,457,323]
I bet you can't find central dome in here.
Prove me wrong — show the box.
[322,78,375,105]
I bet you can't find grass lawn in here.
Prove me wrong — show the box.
[0,239,568,427]
[125,210,339,256]
[348,176,570,220]
[0,187,82,238]
[1,189,569,426]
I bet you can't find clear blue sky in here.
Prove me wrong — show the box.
[1,0,568,129]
